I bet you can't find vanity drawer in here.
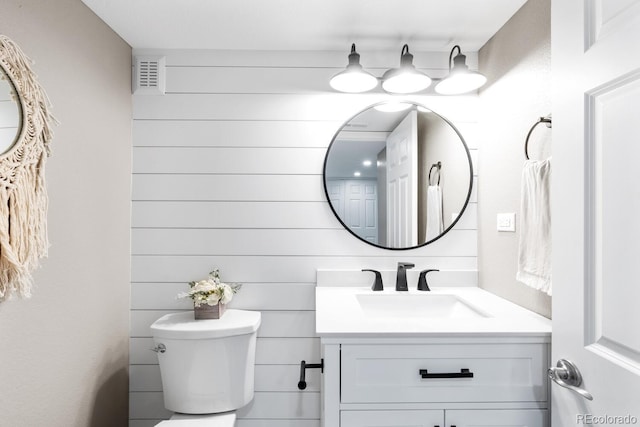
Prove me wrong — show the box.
[341,343,548,404]
[341,410,443,427]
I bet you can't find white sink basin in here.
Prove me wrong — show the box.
[356,293,489,319]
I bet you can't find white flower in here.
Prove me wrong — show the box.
[178,268,242,307]
[220,284,234,304]
[205,292,221,306]
[192,279,214,293]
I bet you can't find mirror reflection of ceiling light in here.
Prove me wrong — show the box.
[435,45,487,95]
[329,44,378,93]
[353,171,361,177]
[362,160,372,167]
[329,43,486,95]
[373,102,412,113]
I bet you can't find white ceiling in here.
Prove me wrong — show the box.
[81,0,526,51]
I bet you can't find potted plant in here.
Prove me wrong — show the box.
[179,268,241,319]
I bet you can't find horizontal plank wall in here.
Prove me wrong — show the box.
[130,49,480,426]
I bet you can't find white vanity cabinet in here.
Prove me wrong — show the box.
[321,339,550,427]
[341,409,547,427]
[315,285,553,427]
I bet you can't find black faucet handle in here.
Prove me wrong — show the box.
[362,269,384,291]
[398,262,415,269]
[417,269,439,291]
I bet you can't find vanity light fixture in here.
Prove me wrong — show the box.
[381,44,432,94]
[435,45,487,95]
[362,160,372,167]
[329,44,379,93]
[330,43,483,95]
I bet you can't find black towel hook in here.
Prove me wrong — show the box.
[525,115,552,160]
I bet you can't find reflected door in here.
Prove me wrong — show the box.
[344,180,378,244]
[386,110,418,248]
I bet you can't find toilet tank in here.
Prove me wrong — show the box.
[151,310,261,414]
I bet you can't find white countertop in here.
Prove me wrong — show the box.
[315,286,551,338]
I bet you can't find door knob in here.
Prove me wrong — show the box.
[548,358,593,400]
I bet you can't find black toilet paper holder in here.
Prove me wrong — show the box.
[298,359,324,390]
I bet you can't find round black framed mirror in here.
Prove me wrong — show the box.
[0,64,23,156]
[323,101,473,250]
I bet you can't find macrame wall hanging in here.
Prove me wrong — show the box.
[0,35,55,301]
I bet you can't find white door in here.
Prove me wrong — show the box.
[325,180,345,218]
[344,180,378,244]
[386,110,418,248]
[551,0,640,423]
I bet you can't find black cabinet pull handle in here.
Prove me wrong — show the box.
[419,368,474,379]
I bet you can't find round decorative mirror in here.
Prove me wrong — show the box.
[0,65,23,155]
[0,35,55,301]
[323,101,473,250]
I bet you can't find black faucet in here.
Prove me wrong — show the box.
[417,269,439,291]
[395,262,415,291]
[362,269,384,291]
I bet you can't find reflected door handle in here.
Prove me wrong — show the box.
[548,359,593,401]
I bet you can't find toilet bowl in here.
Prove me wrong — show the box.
[151,310,261,426]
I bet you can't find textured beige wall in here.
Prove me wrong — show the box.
[478,0,552,318]
[0,1,132,426]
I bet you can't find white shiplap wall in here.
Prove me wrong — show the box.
[130,49,480,427]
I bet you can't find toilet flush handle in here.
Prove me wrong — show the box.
[151,343,166,354]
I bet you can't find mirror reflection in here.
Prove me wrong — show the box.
[323,102,473,249]
[0,66,22,156]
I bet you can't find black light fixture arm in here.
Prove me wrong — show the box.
[347,43,361,66]
[448,45,462,70]
[399,44,414,67]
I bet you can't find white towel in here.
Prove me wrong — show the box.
[425,185,444,241]
[516,158,552,295]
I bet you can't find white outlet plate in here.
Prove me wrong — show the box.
[497,213,516,232]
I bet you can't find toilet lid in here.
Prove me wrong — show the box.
[156,412,236,426]
[151,310,261,339]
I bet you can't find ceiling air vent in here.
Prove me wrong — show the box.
[133,56,166,95]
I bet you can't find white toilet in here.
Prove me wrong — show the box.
[150,309,261,426]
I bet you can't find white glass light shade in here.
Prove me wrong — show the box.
[330,44,378,93]
[382,69,432,94]
[435,49,487,95]
[435,70,487,95]
[330,67,378,93]
[381,45,432,94]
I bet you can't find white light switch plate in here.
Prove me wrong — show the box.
[497,213,516,232]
